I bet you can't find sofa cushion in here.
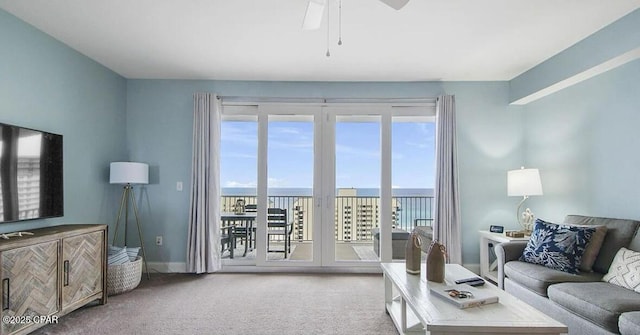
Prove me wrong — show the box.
[564,215,640,273]
[548,282,640,333]
[629,231,640,253]
[520,219,595,274]
[504,260,602,296]
[619,311,640,335]
[602,247,640,292]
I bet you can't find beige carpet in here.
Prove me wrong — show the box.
[32,273,398,335]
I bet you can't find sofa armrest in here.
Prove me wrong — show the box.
[494,241,528,289]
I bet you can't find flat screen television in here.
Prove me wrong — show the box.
[0,122,63,223]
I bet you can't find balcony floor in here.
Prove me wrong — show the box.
[222,241,379,262]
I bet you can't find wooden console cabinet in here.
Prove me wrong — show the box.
[0,225,107,335]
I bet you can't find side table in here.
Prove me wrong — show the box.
[478,230,529,284]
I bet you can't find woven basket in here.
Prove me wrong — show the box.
[107,256,142,296]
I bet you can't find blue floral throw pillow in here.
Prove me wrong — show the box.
[520,219,596,274]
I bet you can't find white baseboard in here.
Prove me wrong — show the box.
[146,262,187,273]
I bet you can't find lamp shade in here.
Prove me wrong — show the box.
[507,168,543,196]
[110,162,149,184]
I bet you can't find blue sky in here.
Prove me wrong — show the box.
[220,120,435,189]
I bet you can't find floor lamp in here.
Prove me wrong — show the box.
[110,162,150,279]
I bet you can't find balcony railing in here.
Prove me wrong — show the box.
[221,194,433,242]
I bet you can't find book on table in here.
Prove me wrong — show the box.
[429,284,499,309]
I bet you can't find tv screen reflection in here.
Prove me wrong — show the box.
[0,124,63,223]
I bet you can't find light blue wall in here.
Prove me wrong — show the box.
[0,9,127,233]
[510,9,640,103]
[510,7,640,224]
[523,59,640,222]
[126,80,523,264]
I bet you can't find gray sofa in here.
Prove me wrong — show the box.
[495,215,640,335]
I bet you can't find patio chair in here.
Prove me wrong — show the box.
[225,203,257,257]
[241,204,257,248]
[220,224,235,258]
[267,208,292,258]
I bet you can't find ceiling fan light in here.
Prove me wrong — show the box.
[302,0,326,30]
[379,0,410,10]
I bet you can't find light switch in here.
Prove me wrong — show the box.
[176,181,183,191]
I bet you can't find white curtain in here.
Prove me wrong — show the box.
[434,95,462,264]
[186,93,222,273]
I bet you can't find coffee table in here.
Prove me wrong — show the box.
[381,263,567,335]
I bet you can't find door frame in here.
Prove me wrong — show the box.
[221,101,435,268]
[321,105,392,267]
[255,104,323,267]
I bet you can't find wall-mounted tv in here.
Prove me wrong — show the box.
[0,122,63,223]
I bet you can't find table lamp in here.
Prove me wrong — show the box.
[507,167,543,233]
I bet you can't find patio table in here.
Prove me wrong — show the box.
[221,212,257,257]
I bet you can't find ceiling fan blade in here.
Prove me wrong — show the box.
[302,0,326,30]
[379,0,409,10]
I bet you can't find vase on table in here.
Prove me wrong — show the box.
[426,240,446,282]
[405,231,422,274]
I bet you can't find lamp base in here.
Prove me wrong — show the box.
[505,230,526,238]
[112,184,150,280]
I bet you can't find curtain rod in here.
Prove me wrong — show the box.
[217,96,436,105]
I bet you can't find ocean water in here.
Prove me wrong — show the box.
[222,187,434,197]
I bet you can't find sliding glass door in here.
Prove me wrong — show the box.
[325,109,384,265]
[220,113,258,265]
[265,114,316,263]
[221,102,434,268]
[255,105,322,266]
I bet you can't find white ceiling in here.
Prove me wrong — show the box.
[1,0,639,81]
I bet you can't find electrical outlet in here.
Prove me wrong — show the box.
[156,236,163,246]
[176,181,183,191]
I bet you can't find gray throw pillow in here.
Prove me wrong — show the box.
[570,225,608,272]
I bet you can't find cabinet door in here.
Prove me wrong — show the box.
[1,241,59,335]
[61,231,104,309]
